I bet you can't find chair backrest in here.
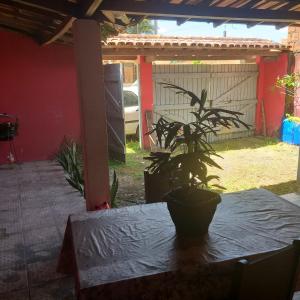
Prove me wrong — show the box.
[231,239,300,300]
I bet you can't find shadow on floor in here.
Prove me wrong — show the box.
[261,180,299,195]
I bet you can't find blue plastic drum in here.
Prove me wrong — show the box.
[282,118,300,145]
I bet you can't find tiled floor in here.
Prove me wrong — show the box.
[1,161,300,299]
[0,161,86,299]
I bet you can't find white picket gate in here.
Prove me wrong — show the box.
[152,64,258,143]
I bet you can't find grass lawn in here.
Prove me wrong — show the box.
[212,137,299,195]
[110,136,300,205]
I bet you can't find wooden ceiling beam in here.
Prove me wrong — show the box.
[240,0,260,9]
[100,0,300,24]
[41,17,75,45]
[246,21,263,28]
[0,22,35,36]
[9,0,79,16]
[146,1,220,26]
[0,0,65,19]
[97,10,133,26]
[176,17,190,25]
[213,19,229,28]
[199,0,216,6]
[81,0,104,17]
[0,16,53,41]
[0,13,43,28]
[41,0,104,45]
[0,7,58,26]
[280,1,300,10]
[275,23,289,30]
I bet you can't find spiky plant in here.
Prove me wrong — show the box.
[145,83,250,191]
[56,138,119,206]
[55,138,84,195]
[110,170,119,208]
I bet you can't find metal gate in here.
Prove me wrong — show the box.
[104,64,126,162]
[153,64,258,142]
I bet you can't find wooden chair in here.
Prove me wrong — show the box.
[231,240,300,300]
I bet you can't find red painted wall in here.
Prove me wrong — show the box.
[256,54,288,136]
[138,56,153,149]
[0,30,80,163]
[294,53,300,116]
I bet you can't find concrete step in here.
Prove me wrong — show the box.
[281,193,300,207]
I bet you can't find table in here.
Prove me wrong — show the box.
[58,189,300,300]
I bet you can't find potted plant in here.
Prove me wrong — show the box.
[145,83,250,236]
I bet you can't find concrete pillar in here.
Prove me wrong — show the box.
[138,56,153,150]
[73,19,110,211]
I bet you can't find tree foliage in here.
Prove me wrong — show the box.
[276,73,300,98]
[275,73,300,115]
[125,19,155,34]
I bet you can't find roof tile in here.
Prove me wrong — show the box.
[103,34,289,50]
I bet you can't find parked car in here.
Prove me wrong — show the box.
[123,81,139,137]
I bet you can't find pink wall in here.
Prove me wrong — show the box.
[138,56,153,149]
[294,53,300,116]
[0,30,80,163]
[256,54,288,136]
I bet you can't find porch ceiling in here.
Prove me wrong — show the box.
[1,0,300,45]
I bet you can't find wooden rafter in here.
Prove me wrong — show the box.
[9,0,78,16]
[0,0,66,19]
[0,20,35,36]
[241,0,260,9]
[175,0,215,25]
[281,2,300,11]
[199,0,216,6]
[275,23,289,30]
[41,17,75,45]
[1,0,300,46]
[81,0,103,17]
[41,0,104,45]
[213,19,229,28]
[97,10,132,26]
[176,17,190,25]
[246,21,263,28]
[100,0,300,24]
